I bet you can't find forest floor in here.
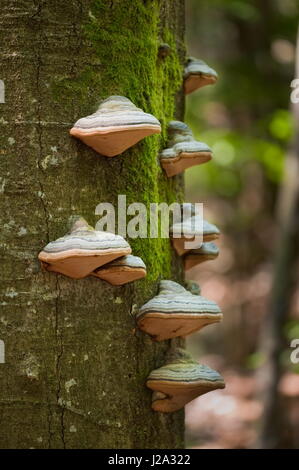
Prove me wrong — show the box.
[185,355,299,448]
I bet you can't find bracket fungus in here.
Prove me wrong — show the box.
[92,255,146,286]
[70,96,161,157]
[184,242,219,271]
[146,348,225,413]
[184,57,218,95]
[38,217,131,279]
[158,43,171,59]
[184,280,201,296]
[170,204,220,256]
[136,280,222,341]
[160,121,212,177]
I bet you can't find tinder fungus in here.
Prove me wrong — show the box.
[136,280,222,341]
[92,255,146,286]
[184,242,219,271]
[146,348,225,412]
[170,204,220,256]
[38,216,131,279]
[158,43,171,59]
[184,57,218,95]
[184,280,201,296]
[160,121,212,177]
[70,96,161,157]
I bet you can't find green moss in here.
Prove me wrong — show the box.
[51,0,184,281]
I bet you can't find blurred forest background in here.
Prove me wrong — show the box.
[184,0,299,449]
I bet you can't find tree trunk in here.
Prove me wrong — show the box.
[256,27,299,449]
[0,0,186,449]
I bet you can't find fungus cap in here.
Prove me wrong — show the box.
[136,280,222,341]
[38,217,131,279]
[160,121,212,177]
[70,96,161,157]
[184,242,219,271]
[170,215,220,256]
[146,348,225,412]
[184,58,218,94]
[92,255,146,285]
[158,43,171,59]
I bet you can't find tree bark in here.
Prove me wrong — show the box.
[0,0,186,449]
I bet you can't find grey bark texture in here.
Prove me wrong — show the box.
[0,0,186,449]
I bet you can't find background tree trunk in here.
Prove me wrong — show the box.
[256,26,299,449]
[0,0,186,449]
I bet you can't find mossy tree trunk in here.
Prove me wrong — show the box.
[0,0,186,448]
